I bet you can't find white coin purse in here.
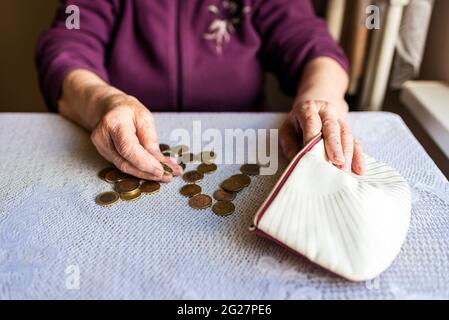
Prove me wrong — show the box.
[251,134,411,281]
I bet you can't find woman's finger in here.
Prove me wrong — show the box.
[135,113,183,176]
[320,114,345,165]
[110,124,164,177]
[339,119,354,173]
[352,139,365,175]
[280,118,301,160]
[93,133,172,182]
[296,101,322,145]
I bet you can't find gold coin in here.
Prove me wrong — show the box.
[171,145,190,156]
[240,164,260,176]
[95,192,120,206]
[179,162,186,170]
[182,170,204,183]
[197,163,217,174]
[104,169,129,183]
[120,189,142,201]
[212,201,235,217]
[231,174,251,187]
[180,184,202,197]
[188,194,212,209]
[159,144,170,152]
[162,163,173,174]
[200,151,217,164]
[180,152,196,163]
[162,150,172,157]
[213,189,236,201]
[98,167,115,181]
[221,178,244,193]
[115,178,140,194]
[140,181,161,194]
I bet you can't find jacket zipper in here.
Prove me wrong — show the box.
[176,0,183,111]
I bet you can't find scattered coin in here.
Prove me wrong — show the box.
[180,152,196,163]
[95,192,120,206]
[140,181,161,194]
[180,184,202,198]
[213,189,236,201]
[179,162,186,170]
[221,178,244,193]
[183,170,204,183]
[171,145,189,156]
[120,189,142,201]
[159,144,170,152]
[231,173,251,187]
[200,151,217,164]
[104,169,129,184]
[189,194,212,209]
[197,163,217,174]
[115,178,140,194]
[98,167,115,181]
[240,164,260,176]
[162,163,173,175]
[212,201,235,217]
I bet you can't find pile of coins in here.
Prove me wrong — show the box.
[95,166,164,206]
[180,150,217,212]
[211,164,260,216]
[95,143,261,218]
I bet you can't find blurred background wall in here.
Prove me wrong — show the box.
[0,0,58,112]
[0,0,447,113]
[420,0,449,83]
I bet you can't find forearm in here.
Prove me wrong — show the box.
[58,69,123,131]
[296,57,349,114]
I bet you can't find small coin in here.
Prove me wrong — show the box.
[105,169,129,183]
[159,144,170,152]
[171,145,190,156]
[231,173,251,187]
[120,189,142,201]
[115,178,140,194]
[188,194,212,209]
[179,162,186,170]
[182,170,204,183]
[180,184,202,197]
[221,178,244,193]
[213,189,236,201]
[98,167,115,181]
[180,152,196,163]
[162,150,172,157]
[197,163,217,174]
[95,192,120,206]
[140,181,161,194]
[240,164,260,176]
[212,201,235,217]
[200,151,217,164]
[162,163,173,175]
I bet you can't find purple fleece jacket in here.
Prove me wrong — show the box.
[36,0,348,112]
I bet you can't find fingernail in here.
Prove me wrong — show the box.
[335,152,345,164]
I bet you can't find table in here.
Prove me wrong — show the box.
[0,112,448,299]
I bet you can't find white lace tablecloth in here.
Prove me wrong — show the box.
[0,112,448,300]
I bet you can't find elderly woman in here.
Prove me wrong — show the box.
[36,0,364,182]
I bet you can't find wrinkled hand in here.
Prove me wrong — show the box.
[91,94,182,182]
[280,99,365,175]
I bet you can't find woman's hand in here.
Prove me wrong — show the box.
[91,94,183,182]
[59,69,182,182]
[280,99,365,175]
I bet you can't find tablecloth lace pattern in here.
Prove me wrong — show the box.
[0,112,448,299]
